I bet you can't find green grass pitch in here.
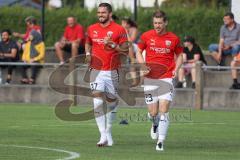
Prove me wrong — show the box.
[0,104,239,160]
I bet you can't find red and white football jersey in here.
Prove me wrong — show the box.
[138,30,183,79]
[86,21,128,70]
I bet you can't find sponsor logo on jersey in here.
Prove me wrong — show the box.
[150,47,171,54]
[92,38,105,44]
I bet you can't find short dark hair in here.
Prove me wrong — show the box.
[122,17,138,28]
[152,10,168,22]
[25,16,37,24]
[224,12,234,19]
[1,29,12,36]
[98,3,112,13]
[184,35,195,44]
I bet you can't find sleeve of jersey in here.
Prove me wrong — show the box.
[175,37,183,56]
[118,27,128,44]
[137,34,147,51]
[85,27,92,44]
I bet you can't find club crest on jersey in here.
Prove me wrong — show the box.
[107,31,113,38]
[165,40,172,47]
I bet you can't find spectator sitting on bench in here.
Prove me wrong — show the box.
[175,36,207,89]
[208,12,240,65]
[21,30,45,84]
[55,16,85,64]
[230,53,240,89]
[13,16,41,51]
[0,29,19,84]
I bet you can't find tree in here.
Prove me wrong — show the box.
[62,0,84,8]
[162,0,229,8]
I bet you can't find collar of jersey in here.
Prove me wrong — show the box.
[98,21,113,28]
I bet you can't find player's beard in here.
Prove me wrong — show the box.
[2,37,9,42]
[98,16,110,24]
[155,27,165,35]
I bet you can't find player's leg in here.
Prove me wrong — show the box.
[129,46,139,87]
[147,102,159,140]
[156,100,170,151]
[54,41,65,64]
[156,78,174,151]
[144,81,159,140]
[90,69,107,146]
[209,44,221,64]
[105,96,118,146]
[93,92,107,146]
[105,70,119,146]
[230,59,240,89]
[190,63,196,88]
[175,66,185,88]
[71,42,79,59]
[6,64,13,84]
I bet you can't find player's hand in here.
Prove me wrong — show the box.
[223,45,232,50]
[29,59,35,63]
[85,55,91,64]
[130,58,136,64]
[216,54,222,64]
[172,69,177,78]
[13,32,20,37]
[139,64,150,77]
[104,37,116,51]
[103,36,111,44]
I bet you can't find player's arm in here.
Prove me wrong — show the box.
[218,26,226,56]
[13,32,26,39]
[218,38,224,55]
[136,47,144,64]
[115,41,129,55]
[104,28,129,55]
[85,42,92,64]
[136,34,149,75]
[187,54,200,63]
[173,38,184,77]
[129,28,138,42]
[84,27,92,64]
[136,47,149,77]
[1,48,17,59]
[173,53,183,78]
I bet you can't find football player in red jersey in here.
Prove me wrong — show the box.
[85,3,130,147]
[136,11,183,151]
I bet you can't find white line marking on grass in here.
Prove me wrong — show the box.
[7,122,236,129]
[0,144,80,160]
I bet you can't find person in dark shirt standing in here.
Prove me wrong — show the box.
[0,29,18,84]
[176,36,206,88]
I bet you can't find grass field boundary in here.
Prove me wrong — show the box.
[0,144,80,160]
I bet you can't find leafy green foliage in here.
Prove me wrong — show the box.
[0,6,227,48]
